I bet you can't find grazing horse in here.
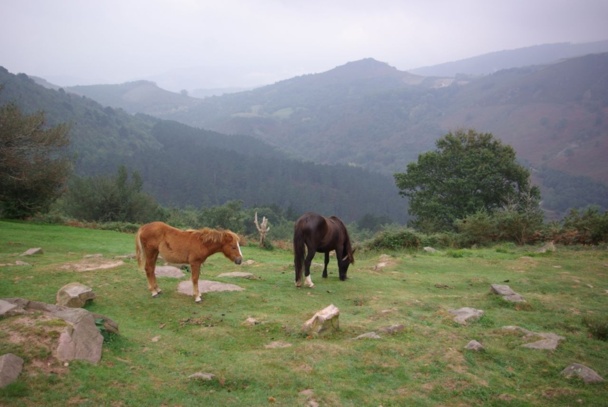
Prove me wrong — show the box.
[135,221,243,303]
[293,212,355,288]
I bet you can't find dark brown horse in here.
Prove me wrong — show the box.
[293,212,355,287]
[136,221,243,303]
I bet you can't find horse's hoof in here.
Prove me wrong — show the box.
[195,297,202,303]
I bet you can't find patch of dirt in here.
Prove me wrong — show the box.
[0,313,70,375]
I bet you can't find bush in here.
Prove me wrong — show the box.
[560,207,608,245]
[583,315,608,341]
[367,227,422,250]
[455,211,497,246]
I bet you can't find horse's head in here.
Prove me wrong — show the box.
[222,231,243,265]
[339,248,355,281]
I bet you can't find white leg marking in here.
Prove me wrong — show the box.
[305,275,314,288]
[195,295,202,303]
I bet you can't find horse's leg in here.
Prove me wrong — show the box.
[322,251,330,278]
[335,248,346,281]
[295,256,303,288]
[145,250,161,297]
[304,249,316,288]
[191,262,203,303]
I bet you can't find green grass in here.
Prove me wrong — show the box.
[1,220,607,406]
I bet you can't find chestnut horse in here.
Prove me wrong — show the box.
[293,212,355,288]
[136,221,243,303]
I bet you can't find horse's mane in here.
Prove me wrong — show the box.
[187,227,239,244]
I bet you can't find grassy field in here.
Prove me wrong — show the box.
[0,220,607,406]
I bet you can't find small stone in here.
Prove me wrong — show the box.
[217,271,256,279]
[561,363,604,383]
[449,307,484,324]
[464,340,484,351]
[355,332,381,340]
[264,341,292,349]
[20,247,43,256]
[378,324,405,334]
[189,372,215,381]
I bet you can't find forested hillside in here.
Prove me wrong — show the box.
[0,67,407,223]
[69,54,608,217]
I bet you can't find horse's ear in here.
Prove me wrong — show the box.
[224,232,237,244]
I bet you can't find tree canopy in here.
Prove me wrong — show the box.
[394,129,540,232]
[0,103,72,218]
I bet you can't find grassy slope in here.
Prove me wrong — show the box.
[0,221,607,406]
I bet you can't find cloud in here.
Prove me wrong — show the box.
[1,0,606,89]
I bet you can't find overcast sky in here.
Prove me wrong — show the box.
[1,0,607,91]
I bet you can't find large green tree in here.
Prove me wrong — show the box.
[394,129,541,232]
[0,103,72,218]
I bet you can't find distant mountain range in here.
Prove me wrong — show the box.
[409,40,608,77]
[6,41,608,217]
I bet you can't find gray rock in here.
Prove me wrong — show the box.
[464,340,484,351]
[177,280,244,296]
[20,247,43,256]
[0,299,22,317]
[217,271,256,279]
[0,353,24,388]
[355,332,381,340]
[561,363,604,383]
[189,372,215,381]
[1,298,119,364]
[490,284,525,302]
[378,324,405,334]
[302,304,340,335]
[154,266,185,278]
[449,307,484,324]
[56,282,96,308]
[502,326,564,350]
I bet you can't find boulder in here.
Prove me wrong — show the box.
[0,353,24,388]
[56,282,96,308]
[1,298,118,364]
[302,304,340,335]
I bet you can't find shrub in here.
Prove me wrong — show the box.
[367,227,422,250]
[582,314,608,341]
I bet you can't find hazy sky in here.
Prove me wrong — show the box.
[1,0,607,91]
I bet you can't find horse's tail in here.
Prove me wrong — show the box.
[135,227,145,270]
[293,225,306,282]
